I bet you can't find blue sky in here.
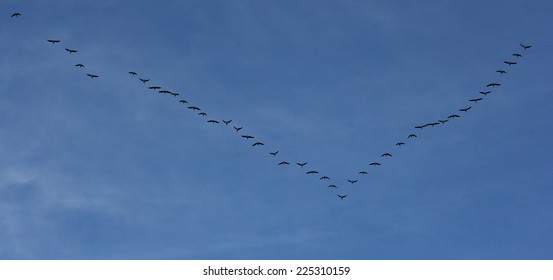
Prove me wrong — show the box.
[1,0,552,259]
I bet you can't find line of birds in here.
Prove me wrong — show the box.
[9,11,532,201]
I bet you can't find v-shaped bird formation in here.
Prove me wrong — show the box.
[8,11,533,201]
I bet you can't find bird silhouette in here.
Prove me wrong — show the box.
[252,142,264,146]
[408,134,417,138]
[381,153,392,157]
[297,162,308,167]
[169,92,179,97]
[278,161,290,165]
[198,112,207,116]
[320,176,330,180]
[75,64,84,68]
[139,78,150,83]
[306,170,319,175]
[128,71,137,76]
[328,184,338,188]
[512,53,522,58]
[159,90,171,94]
[347,179,358,184]
[480,91,491,95]
[222,120,232,125]
[241,135,254,139]
[65,48,77,54]
[337,195,347,200]
[269,151,279,156]
[86,74,98,79]
[11,12,21,17]
[415,125,426,129]
[207,120,219,124]
[496,70,507,74]
[486,83,501,87]
[369,162,381,166]
[504,61,517,66]
[469,98,483,103]
[188,106,201,111]
[427,122,439,127]
[448,114,461,119]
[396,142,405,146]
[438,119,448,124]
[178,99,188,104]
[47,39,61,44]
[358,171,368,175]
[520,43,532,50]
[148,86,161,90]
[233,126,243,132]
[459,106,472,112]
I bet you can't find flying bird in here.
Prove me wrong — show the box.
[496,70,507,74]
[347,179,358,184]
[337,195,347,200]
[233,126,243,132]
[369,162,381,166]
[512,53,522,58]
[65,48,77,54]
[459,106,472,112]
[396,142,405,146]
[11,12,21,17]
[148,86,161,90]
[415,125,426,129]
[128,71,137,76]
[222,120,232,125]
[188,106,201,111]
[296,162,308,167]
[252,141,264,146]
[269,151,279,156]
[438,119,448,124]
[159,90,172,94]
[520,43,532,50]
[75,64,84,68]
[139,78,150,83]
[47,39,61,44]
[328,185,338,188]
[359,171,368,175]
[486,83,501,87]
[320,176,330,180]
[207,120,220,124]
[469,98,483,103]
[504,61,517,66]
[86,74,98,79]
[427,122,439,127]
[448,114,461,119]
[306,170,319,175]
[178,99,188,104]
[169,92,179,97]
[381,153,392,157]
[278,161,290,165]
[198,112,207,116]
[408,134,417,138]
[241,135,254,139]
[480,91,491,95]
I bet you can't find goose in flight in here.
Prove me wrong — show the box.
[178,99,188,104]
[512,53,522,58]
[198,112,207,116]
[207,120,220,124]
[11,12,21,17]
[480,91,491,95]
[415,125,426,129]
[396,142,405,146]
[75,64,84,68]
[297,162,308,167]
[359,171,368,175]
[337,195,347,200]
[222,120,232,125]
[241,135,254,139]
[438,119,448,124]
[65,48,77,54]
[320,176,330,180]
[278,161,290,165]
[328,184,338,188]
[427,122,439,127]
[448,114,461,119]
[86,74,99,79]
[520,43,532,50]
[408,134,417,138]
[252,141,264,146]
[269,151,279,156]
[47,39,61,44]
[306,170,319,175]
[496,70,507,74]
[369,162,381,166]
[128,71,137,76]
[233,126,243,132]
[169,92,179,97]
[139,78,150,83]
[469,98,483,103]
[148,86,161,90]
[504,61,517,66]
[486,83,501,87]
[381,152,392,157]
[347,179,358,184]
[459,106,472,112]
[188,106,201,111]
[159,90,171,94]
